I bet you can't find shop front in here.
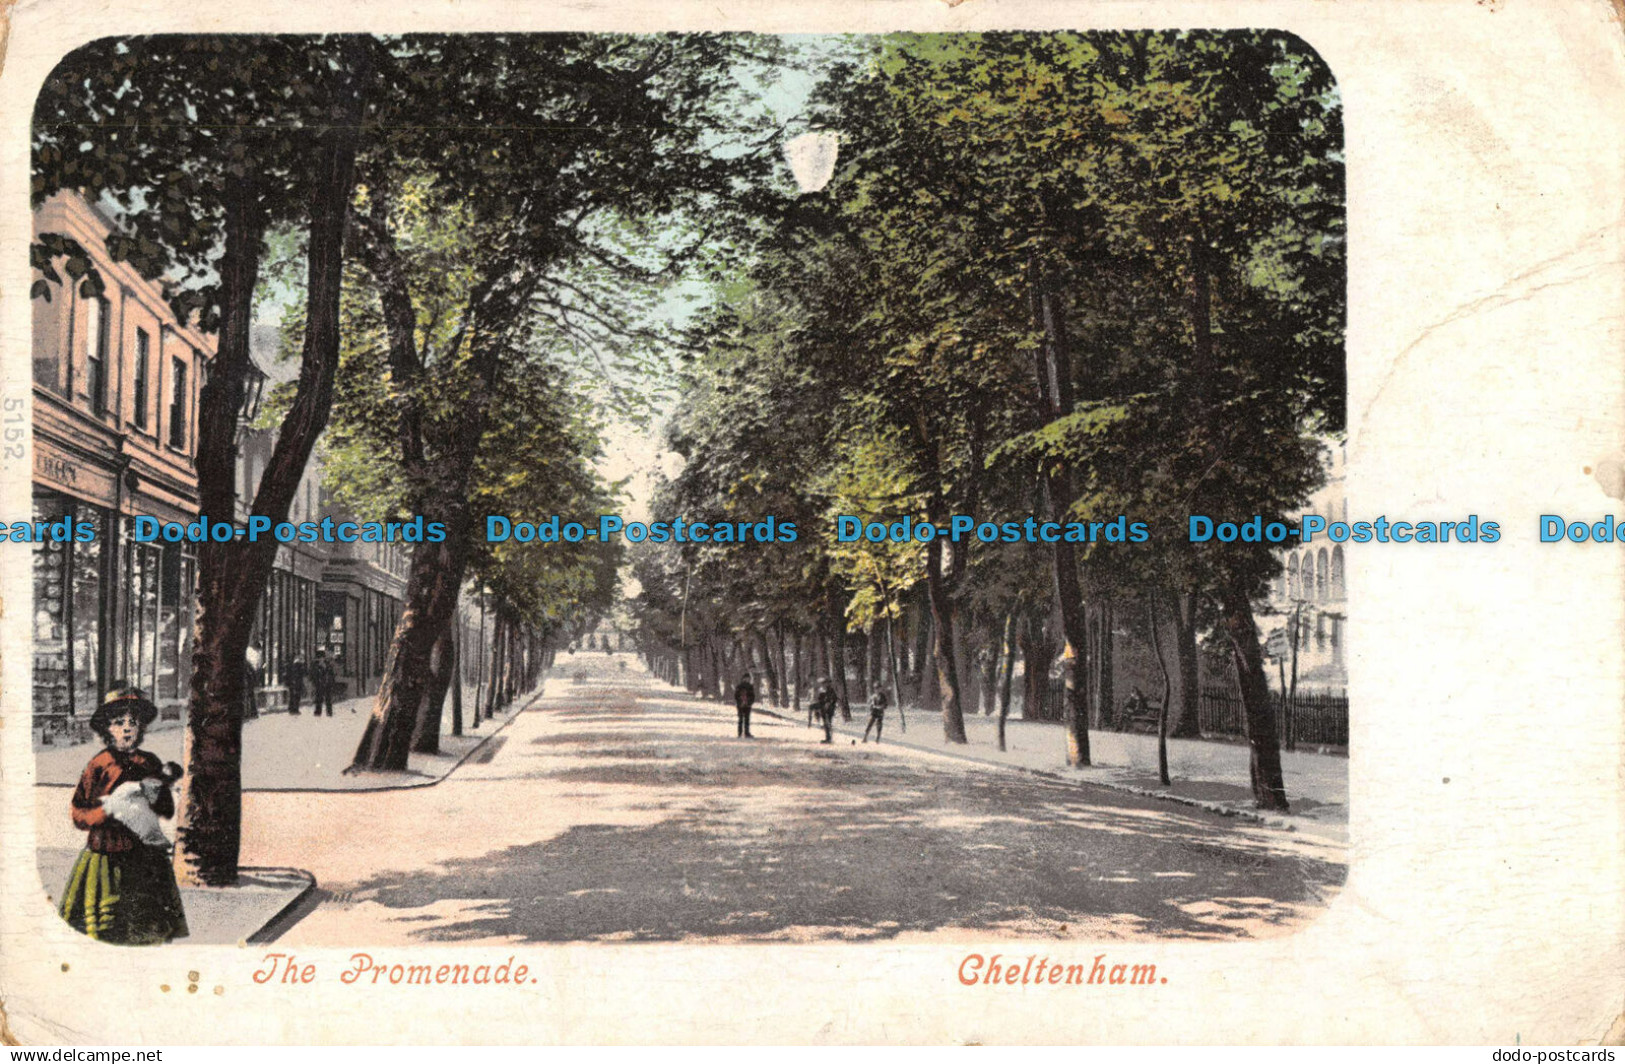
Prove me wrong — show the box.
[31,441,200,730]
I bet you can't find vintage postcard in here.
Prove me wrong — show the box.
[0,0,1621,1046]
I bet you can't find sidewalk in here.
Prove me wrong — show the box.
[760,700,1348,843]
[33,677,545,792]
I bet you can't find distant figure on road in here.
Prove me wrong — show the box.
[814,677,837,744]
[733,672,757,739]
[311,649,336,717]
[284,655,307,716]
[862,688,888,743]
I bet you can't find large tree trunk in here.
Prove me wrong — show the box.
[348,188,502,770]
[173,177,263,889]
[1032,270,1091,766]
[1169,592,1203,738]
[175,88,362,886]
[353,523,472,770]
[410,620,455,755]
[1219,583,1290,811]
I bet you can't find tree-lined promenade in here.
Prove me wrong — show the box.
[630,32,1344,816]
[122,652,1339,944]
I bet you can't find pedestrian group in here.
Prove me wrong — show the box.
[725,671,889,746]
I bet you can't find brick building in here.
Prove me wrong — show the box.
[31,192,214,721]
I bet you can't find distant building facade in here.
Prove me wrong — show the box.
[316,504,409,701]
[240,326,412,706]
[1264,438,1347,692]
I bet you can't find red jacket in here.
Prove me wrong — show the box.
[70,749,174,854]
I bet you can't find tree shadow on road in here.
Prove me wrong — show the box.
[333,710,1346,945]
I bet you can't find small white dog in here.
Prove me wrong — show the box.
[100,777,171,849]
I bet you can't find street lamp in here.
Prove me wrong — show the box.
[235,361,267,446]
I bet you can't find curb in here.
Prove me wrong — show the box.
[709,693,1303,833]
[848,727,1295,831]
[323,683,544,794]
[241,866,319,945]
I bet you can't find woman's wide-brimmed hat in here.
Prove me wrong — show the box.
[90,685,159,733]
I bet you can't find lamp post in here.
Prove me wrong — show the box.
[235,362,267,447]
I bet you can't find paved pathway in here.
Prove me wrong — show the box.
[35,653,1345,946]
[810,703,1348,843]
[34,682,517,791]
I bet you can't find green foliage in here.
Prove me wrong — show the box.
[633,30,1345,662]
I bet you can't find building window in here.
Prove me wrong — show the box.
[1287,553,1300,600]
[34,286,66,393]
[1331,545,1345,600]
[87,296,110,415]
[122,537,162,697]
[168,356,187,449]
[1316,548,1329,601]
[133,328,150,429]
[32,492,108,717]
[1301,552,1315,602]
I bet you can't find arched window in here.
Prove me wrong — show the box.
[1287,553,1300,600]
[1331,546,1345,600]
[1317,548,1329,601]
[1300,552,1314,602]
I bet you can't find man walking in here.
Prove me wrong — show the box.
[734,671,757,739]
[311,649,336,717]
[815,677,837,744]
[862,688,888,743]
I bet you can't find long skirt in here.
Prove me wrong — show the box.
[59,846,190,945]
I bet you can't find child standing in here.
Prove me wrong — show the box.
[59,687,190,945]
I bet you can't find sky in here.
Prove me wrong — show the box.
[589,34,859,527]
